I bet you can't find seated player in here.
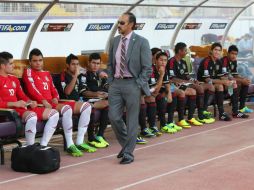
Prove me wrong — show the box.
[0,52,59,147]
[149,51,183,133]
[168,42,215,124]
[60,53,108,148]
[146,48,184,131]
[221,45,253,113]
[197,43,248,120]
[168,45,202,128]
[22,48,94,157]
[79,53,109,148]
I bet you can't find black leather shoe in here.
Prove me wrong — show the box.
[117,150,124,158]
[120,157,134,164]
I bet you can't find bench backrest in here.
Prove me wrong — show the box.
[13,53,108,78]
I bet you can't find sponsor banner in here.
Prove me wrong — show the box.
[182,23,202,30]
[134,23,145,30]
[155,23,177,30]
[41,23,73,32]
[85,23,113,31]
[210,23,227,29]
[0,24,30,32]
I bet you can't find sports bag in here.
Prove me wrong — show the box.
[11,143,60,174]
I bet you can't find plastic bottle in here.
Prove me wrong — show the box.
[228,81,234,96]
[170,83,175,93]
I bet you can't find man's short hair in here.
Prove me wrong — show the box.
[175,42,187,54]
[0,51,13,65]
[89,53,101,62]
[155,52,168,60]
[228,45,238,53]
[0,57,8,65]
[0,51,13,60]
[29,48,43,61]
[151,47,161,56]
[66,53,79,65]
[123,12,136,30]
[211,42,222,51]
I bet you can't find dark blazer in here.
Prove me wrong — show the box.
[107,32,152,96]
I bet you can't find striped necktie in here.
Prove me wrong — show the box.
[119,37,127,78]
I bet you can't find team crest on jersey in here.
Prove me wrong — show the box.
[204,70,209,76]
[216,65,220,70]
[81,76,86,83]
[45,76,49,82]
[28,77,34,82]
[222,67,227,73]
[12,81,16,88]
[61,82,66,88]
[169,70,174,76]
[231,64,235,70]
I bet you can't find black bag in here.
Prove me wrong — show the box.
[11,143,60,174]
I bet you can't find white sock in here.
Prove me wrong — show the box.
[24,113,37,145]
[76,102,92,145]
[61,105,74,148]
[40,110,59,146]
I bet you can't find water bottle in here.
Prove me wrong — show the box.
[79,96,83,102]
[170,83,175,93]
[228,83,233,96]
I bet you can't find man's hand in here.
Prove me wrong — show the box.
[27,100,37,108]
[158,66,165,76]
[52,98,58,105]
[42,100,52,109]
[205,78,211,84]
[189,78,198,84]
[14,100,27,109]
[99,71,108,79]
[223,80,232,87]
[96,91,108,99]
[74,66,80,77]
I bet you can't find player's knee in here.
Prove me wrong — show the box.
[208,84,215,92]
[188,88,196,96]
[216,84,224,91]
[24,112,37,123]
[48,109,59,125]
[61,105,72,116]
[80,102,92,114]
[177,89,185,98]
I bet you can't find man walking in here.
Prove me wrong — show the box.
[107,12,152,164]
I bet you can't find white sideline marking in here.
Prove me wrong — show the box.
[0,174,37,185]
[115,144,254,190]
[0,119,253,185]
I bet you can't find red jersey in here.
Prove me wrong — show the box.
[22,68,59,103]
[0,74,29,108]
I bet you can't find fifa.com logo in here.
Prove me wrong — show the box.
[0,24,30,32]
